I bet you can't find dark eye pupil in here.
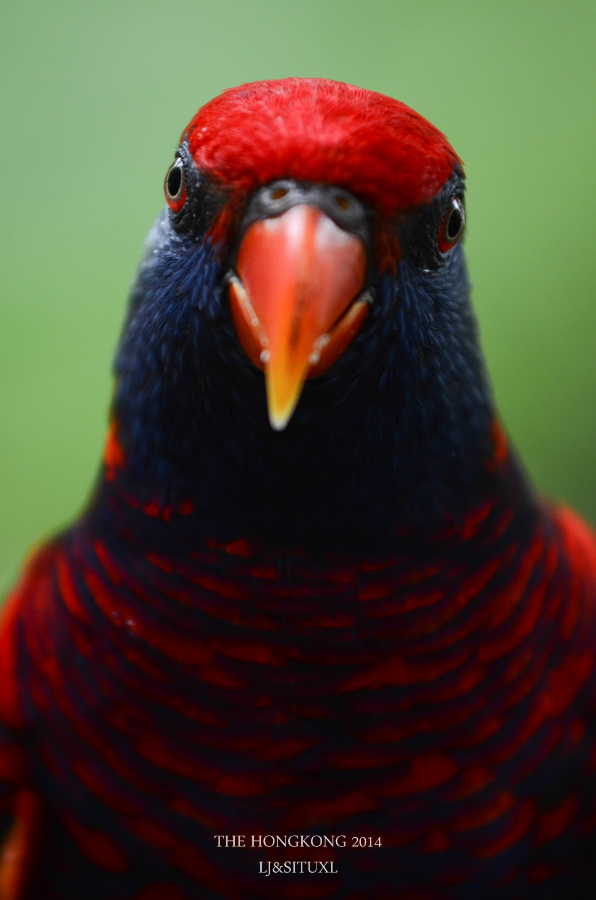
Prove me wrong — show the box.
[446,207,462,240]
[167,163,183,198]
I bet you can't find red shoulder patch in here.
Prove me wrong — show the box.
[0,788,43,900]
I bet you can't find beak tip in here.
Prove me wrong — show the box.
[267,406,293,432]
[265,367,303,432]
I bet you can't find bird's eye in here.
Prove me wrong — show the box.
[438,198,465,254]
[164,159,187,212]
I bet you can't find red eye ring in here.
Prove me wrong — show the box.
[438,197,465,254]
[164,159,187,213]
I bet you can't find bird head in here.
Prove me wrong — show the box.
[110,79,504,542]
[165,78,465,430]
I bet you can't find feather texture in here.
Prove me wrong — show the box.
[2,78,596,899]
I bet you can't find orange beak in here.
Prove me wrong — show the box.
[229,204,369,430]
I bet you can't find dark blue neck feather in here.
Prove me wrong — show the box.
[105,212,534,549]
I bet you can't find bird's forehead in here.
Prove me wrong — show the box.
[182,78,461,217]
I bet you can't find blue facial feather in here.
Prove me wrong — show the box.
[110,207,522,545]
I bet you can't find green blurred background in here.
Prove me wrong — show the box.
[1,0,595,590]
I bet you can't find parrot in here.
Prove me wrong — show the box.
[1,76,596,900]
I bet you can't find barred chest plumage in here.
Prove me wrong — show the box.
[4,458,596,900]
